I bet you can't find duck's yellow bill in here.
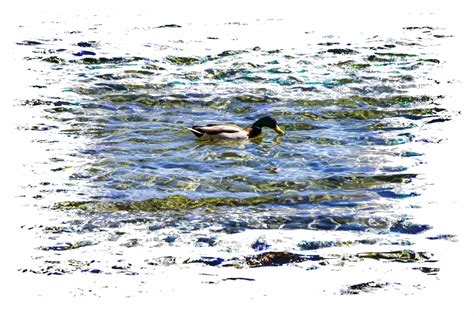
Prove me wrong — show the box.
[274,125,285,135]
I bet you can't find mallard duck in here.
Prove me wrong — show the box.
[188,116,285,140]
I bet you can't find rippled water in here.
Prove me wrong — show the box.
[11,13,459,297]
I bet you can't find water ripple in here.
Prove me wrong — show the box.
[14,18,455,295]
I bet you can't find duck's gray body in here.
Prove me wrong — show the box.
[188,116,284,141]
[188,124,254,140]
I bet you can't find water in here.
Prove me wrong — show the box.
[4,6,470,307]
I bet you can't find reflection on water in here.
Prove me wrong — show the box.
[13,16,456,295]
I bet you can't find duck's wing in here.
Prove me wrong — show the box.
[192,124,243,135]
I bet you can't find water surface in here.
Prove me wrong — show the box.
[12,15,457,296]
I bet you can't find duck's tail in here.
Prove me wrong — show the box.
[187,127,204,137]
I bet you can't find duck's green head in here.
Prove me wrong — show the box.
[253,116,285,135]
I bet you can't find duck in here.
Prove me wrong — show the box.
[188,116,285,140]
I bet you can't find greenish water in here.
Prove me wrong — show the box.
[14,18,455,294]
